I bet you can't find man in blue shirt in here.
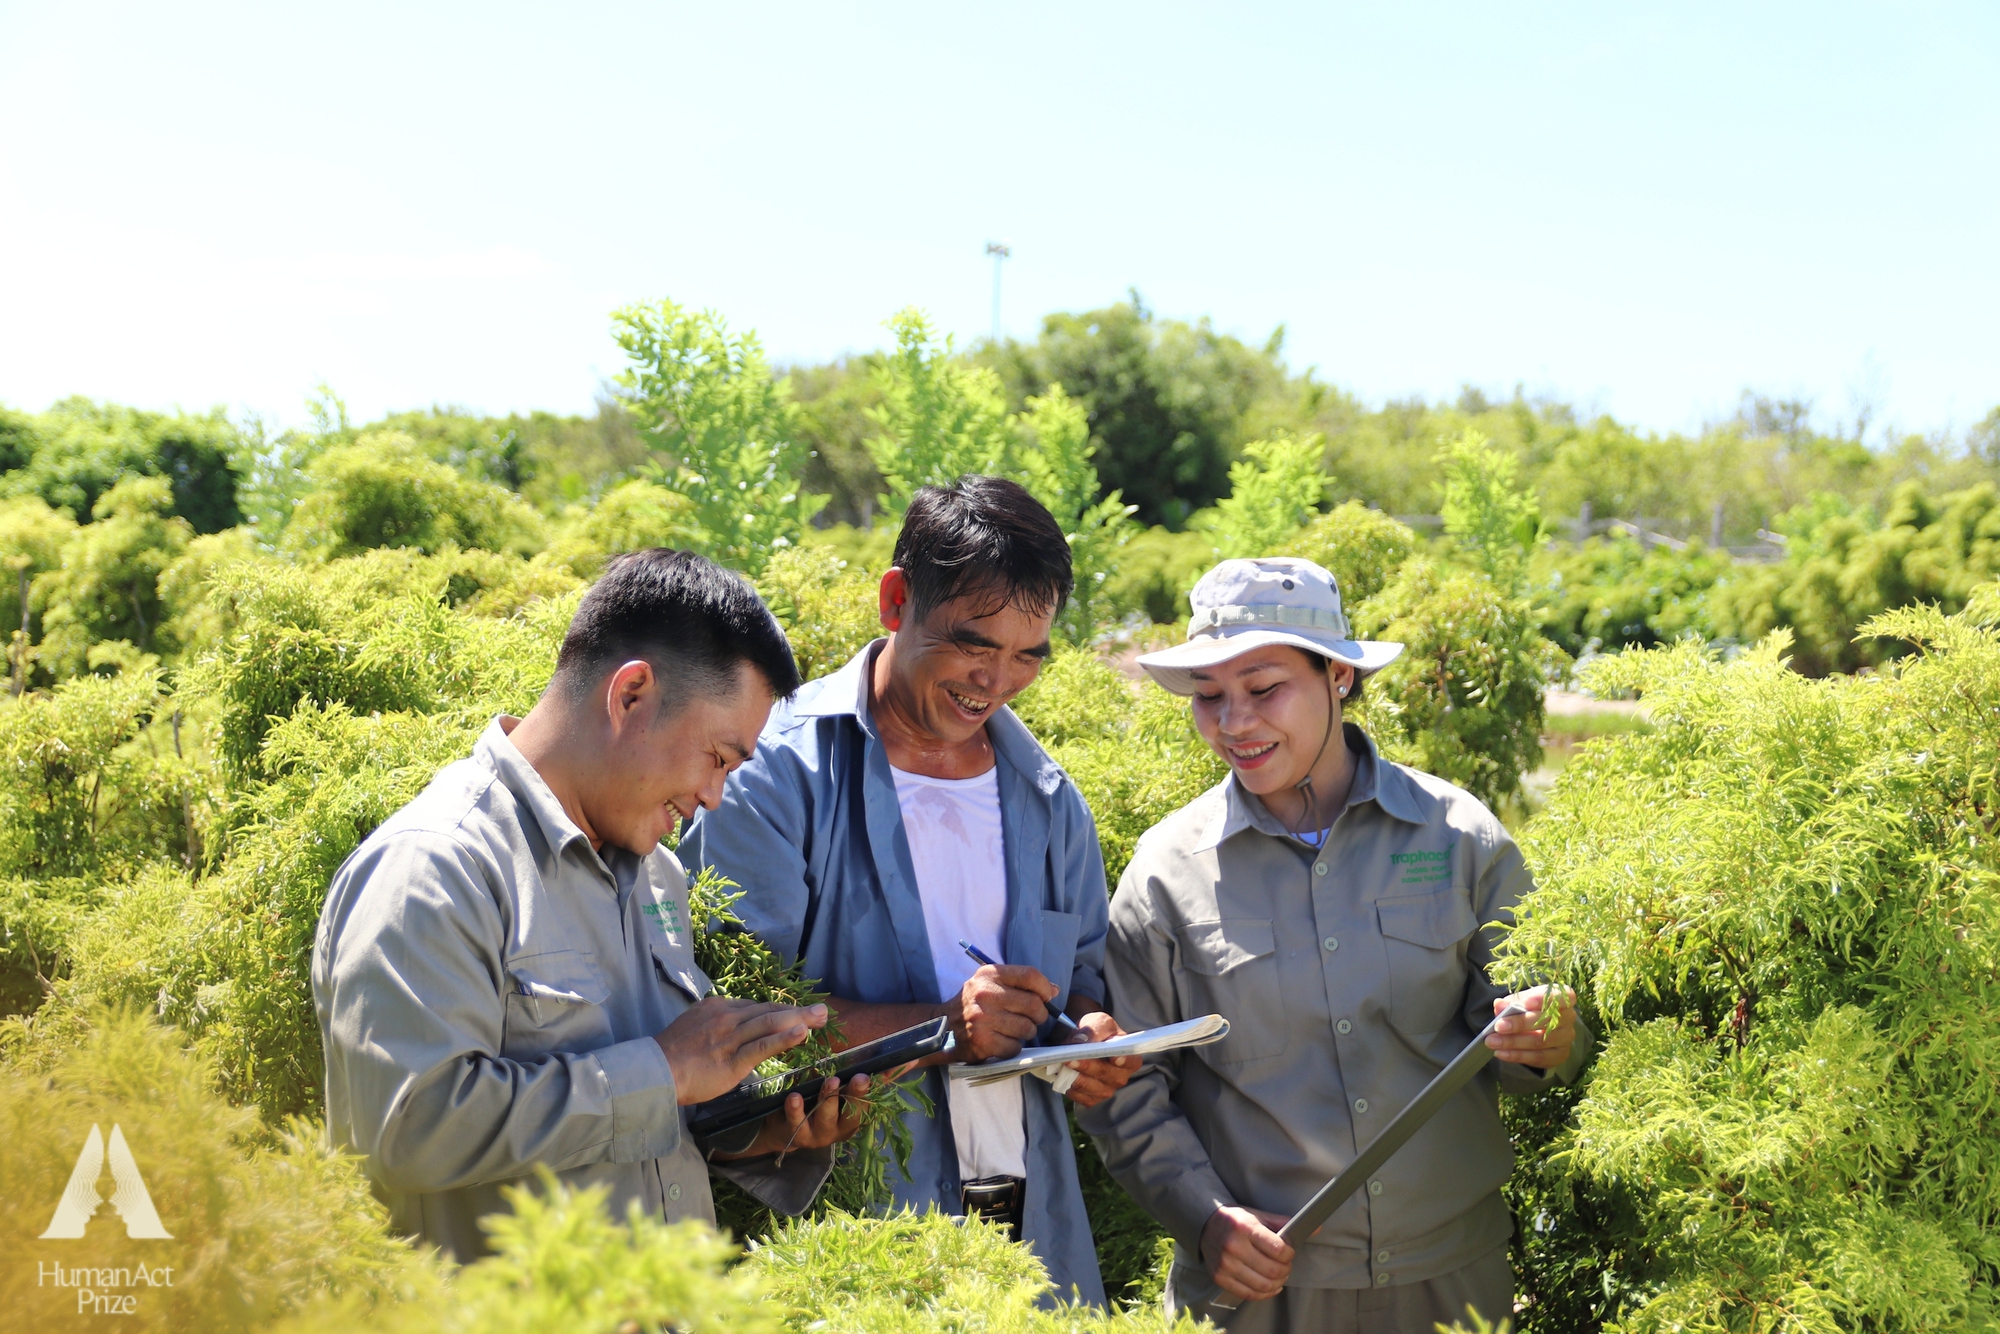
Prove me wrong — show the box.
[681,476,1135,1305]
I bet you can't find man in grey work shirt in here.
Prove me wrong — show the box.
[313,550,870,1261]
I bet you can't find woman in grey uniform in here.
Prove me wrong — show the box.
[1079,557,1588,1334]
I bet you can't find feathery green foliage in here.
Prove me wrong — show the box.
[1017,385,1139,642]
[1351,560,1564,814]
[278,433,548,561]
[757,545,882,682]
[6,1009,432,1333]
[1209,433,1327,559]
[1276,500,1420,607]
[613,299,828,575]
[867,310,1016,522]
[1497,588,2000,1332]
[1440,429,1543,590]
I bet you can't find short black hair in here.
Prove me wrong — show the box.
[553,549,800,712]
[892,476,1073,624]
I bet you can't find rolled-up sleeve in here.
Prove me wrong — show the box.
[1466,820,1592,1093]
[320,832,681,1193]
[1078,860,1236,1251]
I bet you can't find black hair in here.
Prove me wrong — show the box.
[891,476,1074,624]
[1298,647,1367,702]
[553,549,800,713]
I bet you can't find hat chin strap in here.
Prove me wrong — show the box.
[1291,670,1342,836]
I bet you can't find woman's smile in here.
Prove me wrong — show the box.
[1225,739,1280,769]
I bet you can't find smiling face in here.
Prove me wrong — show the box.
[1189,644,1357,797]
[587,658,774,855]
[875,568,1056,750]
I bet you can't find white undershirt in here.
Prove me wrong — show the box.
[890,764,1028,1183]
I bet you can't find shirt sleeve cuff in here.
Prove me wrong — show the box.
[1161,1165,1237,1254]
[593,1036,681,1162]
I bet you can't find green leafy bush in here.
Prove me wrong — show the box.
[278,433,548,562]
[1277,500,1420,607]
[1709,480,2000,676]
[1351,559,1565,814]
[1534,535,1732,657]
[5,1009,430,1333]
[1208,433,1327,560]
[33,477,192,674]
[613,299,828,576]
[756,545,882,682]
[1496,588,2000,1332]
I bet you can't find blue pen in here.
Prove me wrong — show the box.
[959,938,1081,1033]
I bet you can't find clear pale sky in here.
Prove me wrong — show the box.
[2,3,1994,441]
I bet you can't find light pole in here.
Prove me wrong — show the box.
[985,241,1010,345]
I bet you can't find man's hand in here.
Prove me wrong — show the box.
[712,1073,872,1161]
[1201,1205,1294,1303]
[1054,1010,1138,1108]
[656,997,827,1106]
[952,964,1060,1062]
[1488,985,1578,1069]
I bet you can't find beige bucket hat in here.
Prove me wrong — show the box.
[1136,556,1405,696]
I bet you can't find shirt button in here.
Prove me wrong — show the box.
[1353,1098,1369,1114]
[1322,936,1339,953]
[1314,862,1328,876]
[1368,1179,1384,1196]
[668,1183,682,1202]
[1336,1019,1352,1035]
[1375,1272,1392,1286]
[1376,1249,1391,1264]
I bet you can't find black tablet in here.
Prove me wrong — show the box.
[687,1016,951,1139]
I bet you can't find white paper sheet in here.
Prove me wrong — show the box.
[947,1014,1231,1086]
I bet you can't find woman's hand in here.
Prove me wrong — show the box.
[1054,1010,1138,1108]
[1488,986,1578,1069]
[1201,1205,1294,1302]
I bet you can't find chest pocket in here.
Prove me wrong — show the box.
[1173,918,1285,1064]
[503,949,613,1058]
[650,937,709,1006]
[1377,890,1479,1036]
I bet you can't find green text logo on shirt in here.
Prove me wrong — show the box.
[1389,850,1452,885]
[641,900,683,942]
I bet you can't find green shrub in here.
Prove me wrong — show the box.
[33,477,192,674]
[278,433,548,561]
[757,545,882,683]
[1534,535,1732,657]
[1351,559,1565,814]
[1709,480,2000,676]
[612,299,828,576]
[1497,587,2000,1332]
[1209,433,1326,560]
[747,1209,1199,1331]
[1276,500,1419,607]
[4,1008,431,1333]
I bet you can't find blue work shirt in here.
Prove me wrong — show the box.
[680,640,1110,1306]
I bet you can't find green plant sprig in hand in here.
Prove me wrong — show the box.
[686,867,931,1216]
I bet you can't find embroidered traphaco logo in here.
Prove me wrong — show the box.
[39,1125,173,1240]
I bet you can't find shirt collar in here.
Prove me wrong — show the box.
[1193,723,1424,852]
[475,716,602,866]
[793,639,1067,797]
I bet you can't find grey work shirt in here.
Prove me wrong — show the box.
[312,717,830,1262]
[1079,725,1590,1294]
